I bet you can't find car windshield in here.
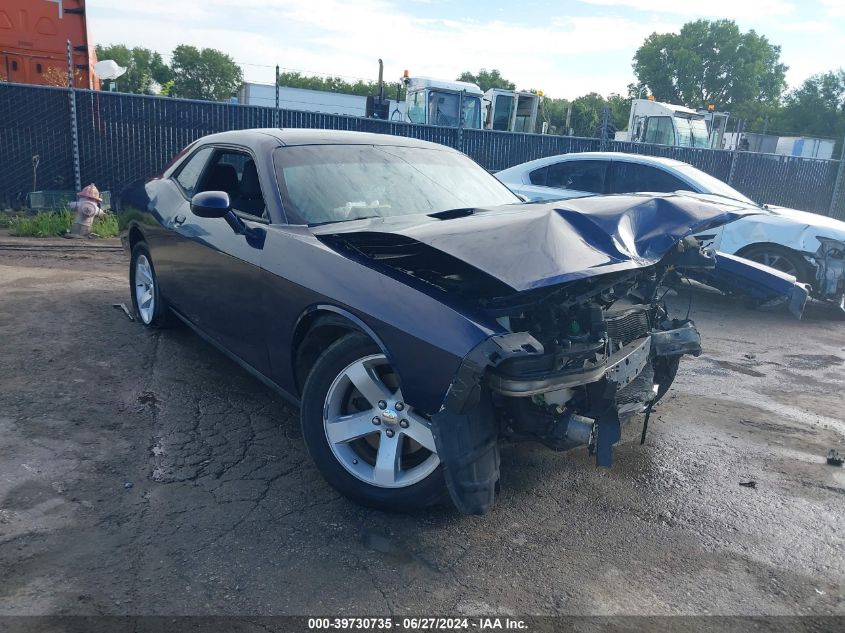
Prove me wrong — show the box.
[673,163,758,206]
[274,144,519,225]
[675,117,711,148]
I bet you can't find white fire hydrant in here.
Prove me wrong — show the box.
[66,184,105,238]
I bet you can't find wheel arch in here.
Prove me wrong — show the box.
[291,305,394,397]
[128,224,146,251]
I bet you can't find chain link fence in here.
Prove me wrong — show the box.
[2,81,844,218]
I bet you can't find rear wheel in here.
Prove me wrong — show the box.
[300,333,445,511]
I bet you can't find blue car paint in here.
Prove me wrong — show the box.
[710,251,809,318]
[317,194,764,292]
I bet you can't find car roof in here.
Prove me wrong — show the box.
[192,128,457,152]
[498,151,694,177]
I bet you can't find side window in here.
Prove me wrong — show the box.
[174,147,214,196]
[197,149,268,219]
[545,160,607,193]
[643,116,676,145]
[528,166,548,186]
[407,91,425,124]
[609,162,690,194]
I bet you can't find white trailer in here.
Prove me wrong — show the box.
[775,136,835,160]
[238,82,405,119]
[483,89,540,133]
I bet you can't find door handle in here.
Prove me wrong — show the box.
[173,214,186,227]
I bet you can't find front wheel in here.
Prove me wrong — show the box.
[739,244,811,282]
[129,242,170,327]
[300,333,445,511]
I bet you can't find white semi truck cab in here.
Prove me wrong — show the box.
[403,75,484,128]
[627,99,729,149]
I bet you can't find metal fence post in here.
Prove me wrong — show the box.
[275,65,280,128]
[456,89,465,153]
[727,119,743,186]
[600,106,609,152]
[66,40,81,191]
[829,134,845,219]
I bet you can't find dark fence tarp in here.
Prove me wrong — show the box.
[1,82,843,218]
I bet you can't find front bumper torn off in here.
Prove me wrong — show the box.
[485,321,700,397]
[429,322,701,515]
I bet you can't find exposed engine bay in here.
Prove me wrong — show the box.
[476,255,701,465]
[421,245,709,513]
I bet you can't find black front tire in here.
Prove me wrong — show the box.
[129,242,171,327]
[300,333,446,511]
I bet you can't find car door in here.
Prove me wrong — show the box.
[526,159,609,199]
[167,146,271,374]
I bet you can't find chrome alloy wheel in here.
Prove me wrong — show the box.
[134,254,156,324]
[323,354,439,488]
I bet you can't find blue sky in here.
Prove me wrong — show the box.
[87,0,845,99]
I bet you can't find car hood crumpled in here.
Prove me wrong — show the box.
[313,193,761,292]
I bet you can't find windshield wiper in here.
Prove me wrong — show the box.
[308,215,381,227]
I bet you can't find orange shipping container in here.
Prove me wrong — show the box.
[0,0,99,89]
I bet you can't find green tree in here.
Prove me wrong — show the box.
[456,69,515,92]
[779,70,845,150]
[95,44,172,94]
[633,19,787,110]
[606,93,631,132]
[169,45,242,101]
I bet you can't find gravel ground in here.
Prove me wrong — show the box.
[0,235,843,619]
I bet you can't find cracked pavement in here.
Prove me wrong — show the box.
[0,236,843,616]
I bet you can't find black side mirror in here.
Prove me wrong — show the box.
[191,191,230,218]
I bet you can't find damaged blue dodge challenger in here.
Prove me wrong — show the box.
[121,130,806,514]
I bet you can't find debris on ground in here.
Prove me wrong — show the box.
[739,480,757,488]
[827,450,843,467]
[124,481,133,490]
[112,303,135,321]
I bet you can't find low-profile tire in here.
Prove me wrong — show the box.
[738,244,811,282]
[300,333,446,511]
[129,242,171,327]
